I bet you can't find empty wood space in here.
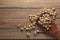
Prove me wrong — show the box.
[0,0,60,39]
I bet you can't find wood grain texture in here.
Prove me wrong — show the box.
[0,0,60,8]
[0,8,60,19]
[0,0,60,39]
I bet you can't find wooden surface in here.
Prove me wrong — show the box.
[0,0,60,39]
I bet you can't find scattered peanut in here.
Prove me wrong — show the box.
[24,26,26,29]
[26,32,30,37]
[34,31,37,36]
[20,28,24,31]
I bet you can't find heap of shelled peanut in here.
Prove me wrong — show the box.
[29,8,57,30]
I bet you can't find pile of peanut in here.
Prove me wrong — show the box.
[29,8,57,30]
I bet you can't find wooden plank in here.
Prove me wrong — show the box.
[0,28,56,39]
[0,0,60,8]
[0,19,60,29]
[0,0,59,39]
[0,8,60,19]
[0,19,30,28]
